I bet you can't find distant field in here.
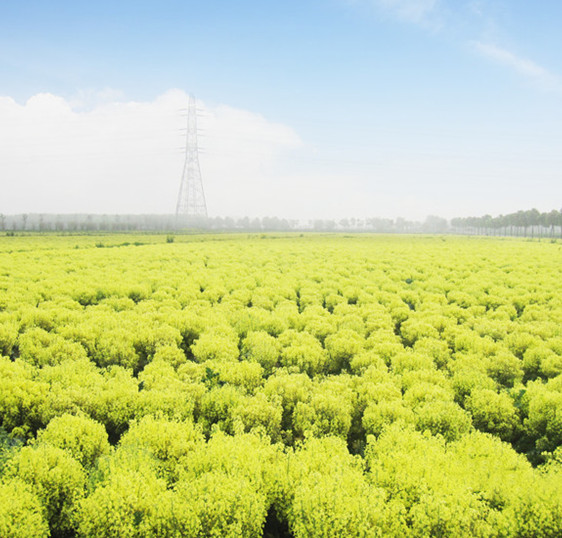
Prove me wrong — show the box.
[1,234,561,537]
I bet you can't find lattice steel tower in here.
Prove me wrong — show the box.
[176,95,208,219]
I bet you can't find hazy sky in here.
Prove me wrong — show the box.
[1,0,561,219]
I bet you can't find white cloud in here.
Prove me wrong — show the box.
[68,88,126,110]
[472,41,562,92]
[1,88,559,221]
[0,90,302,216]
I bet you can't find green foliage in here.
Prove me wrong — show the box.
[18,327,88,367]
[289,470,389,537]
[414,400,472,442]
[0,479,49,538]
[6,444,86,535]
[0,234,561,535]
[0,358,49,438]
[191,328,239,362]
[0,427,22,474]
[235,392,283,441]
[137,359,203,421]
[241,331,280,375]
[176,472,266,537]
[203,359,264,393]
[91,327,138,369]
[278,329,328,375]
[450,363,496,405]
[523,382,562,457]
[292,378,354,439]
[88,366,139,443]
[465,388,519,441]
[0,319,18,357]
[175,432,280,536]
[363,398,415,437]
[277,436,405,536]
[324,328,364,372]
[486,351,524,388]
[263,373,313,443]
[118,416,204,483]
[152,344,187,369]
[34,413,111,468]
[77,467,200,538]
[367,426,525,536]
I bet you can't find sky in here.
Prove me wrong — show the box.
[1,0,561,220]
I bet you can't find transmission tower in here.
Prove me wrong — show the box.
[176,95,208,220]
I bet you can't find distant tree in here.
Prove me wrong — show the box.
[547,209,560,237]
[423,215,448,233]
[238,216,250,229]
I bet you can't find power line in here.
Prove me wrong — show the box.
[175,95,208,219]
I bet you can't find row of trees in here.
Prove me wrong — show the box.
[0,213,431,233]
[451,208,562,237]
[1,208,560,236]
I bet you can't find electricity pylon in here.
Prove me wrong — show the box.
[176,95,208,220]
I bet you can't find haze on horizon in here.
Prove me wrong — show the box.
[1,0,561,221]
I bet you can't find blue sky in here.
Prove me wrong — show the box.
[1,0,561,219]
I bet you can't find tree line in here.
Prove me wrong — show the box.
[451,208,562,238]
[0,208,560,236]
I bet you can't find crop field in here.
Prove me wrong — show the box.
[0,233,561,537]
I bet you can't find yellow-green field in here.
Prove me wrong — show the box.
[1,234,562,537]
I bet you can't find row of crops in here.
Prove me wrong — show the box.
[1,234,561,537]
